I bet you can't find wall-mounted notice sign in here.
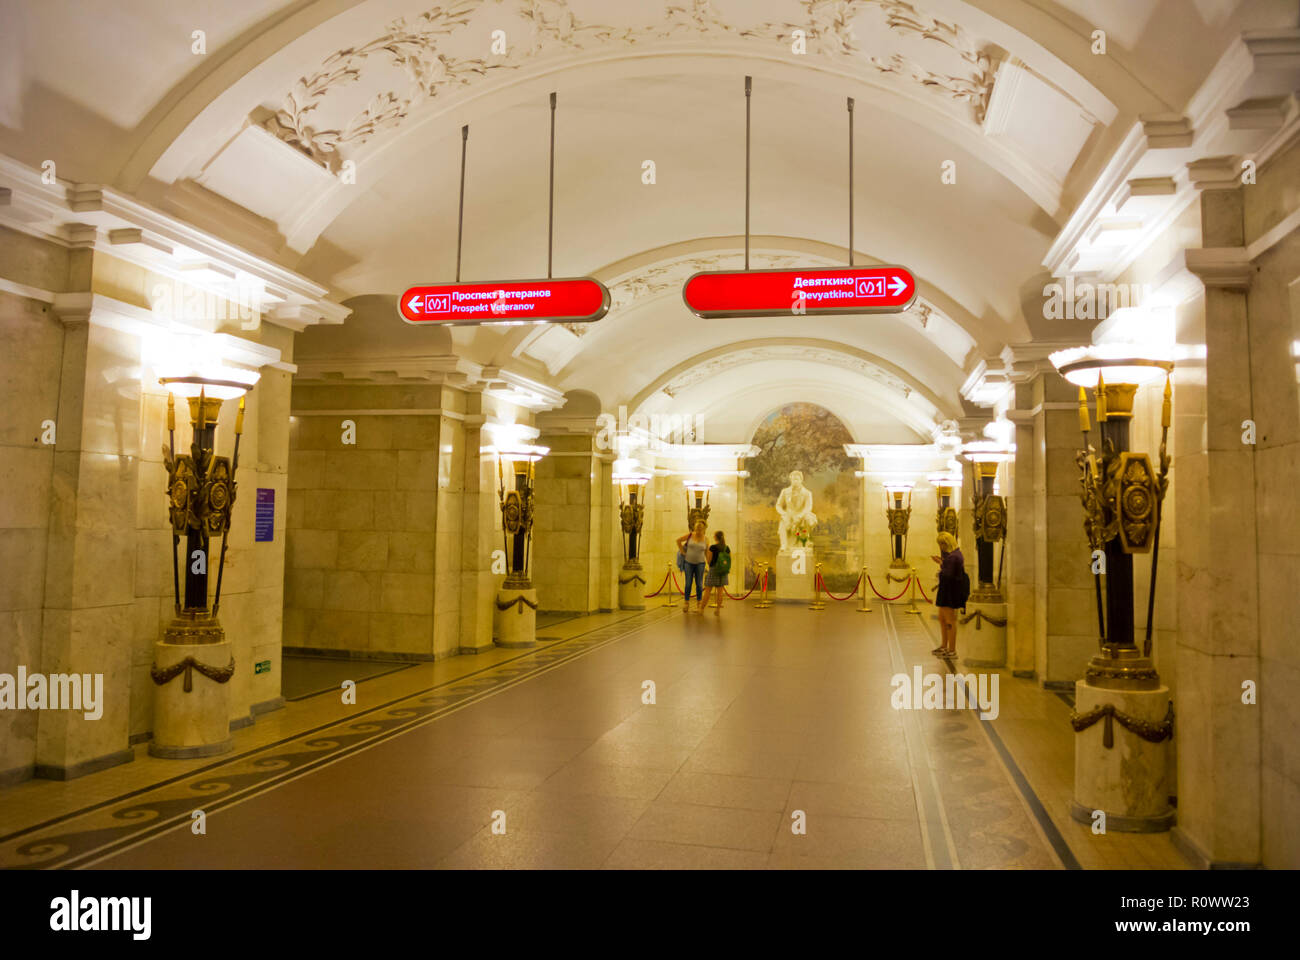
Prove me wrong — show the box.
[681,266,918,318]
[399,278,610,326]
[255,488,275,542]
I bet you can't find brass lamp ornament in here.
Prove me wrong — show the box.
[615,471,651,568]
[683,479,714,530]
[497,445,546,590]
[962,442,1013,602]
[1050,344,1174,685]
[155,367,257,689]
[883,480,914,571]
[927,471,961,537]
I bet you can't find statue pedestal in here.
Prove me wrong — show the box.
[494,583,538,648]
[774,547,814,602]
[1070,675,1174,832]
[618,563,646,611]
[150,620,235,758]
[961,600,1007,667]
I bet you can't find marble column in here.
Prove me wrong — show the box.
[1172,189,1262,864]
[38,293,139,777]
[458,387,496,653]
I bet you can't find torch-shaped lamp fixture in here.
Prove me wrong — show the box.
[883,480,915,569]
[496,443,548,590]
[1049,343,1174,683]
[683,479,715,531]
[961,442,1015,602]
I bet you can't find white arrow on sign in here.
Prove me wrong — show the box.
[406,293,423,314]
[888,276,908,297]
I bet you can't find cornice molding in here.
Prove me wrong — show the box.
[1184,247,1252,289]
[0,155,350,333]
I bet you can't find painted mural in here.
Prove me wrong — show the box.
[743,403,861,592]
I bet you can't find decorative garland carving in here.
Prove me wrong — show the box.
[496,594,541,613]
[150,656,237,693]
[958,609,1007,629]
[1070,701,1174,750]
[618,573,647,586]
[263,0,1006,172]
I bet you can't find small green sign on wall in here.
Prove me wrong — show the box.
[255,660,271,675]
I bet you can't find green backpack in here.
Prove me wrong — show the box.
[712,545,731,576]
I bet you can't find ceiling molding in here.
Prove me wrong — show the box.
[1042,28,1300,283]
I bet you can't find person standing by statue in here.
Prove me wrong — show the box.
[677,521,709,613]
[775,470,817,553]
[932,532,969,659]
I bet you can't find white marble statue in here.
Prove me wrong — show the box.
[775,470,818,553]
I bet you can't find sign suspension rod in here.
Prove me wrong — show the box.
[744,75,751,271]
[455,124,468,283]
[548,91,556,279]
[847,96,854,267]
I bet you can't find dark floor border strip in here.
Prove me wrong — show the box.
[282,660,417,703]
[910,614,1082,871]
[0,607,667,847]
[66,610,675,870]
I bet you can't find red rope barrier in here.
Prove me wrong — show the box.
[915,578,934,604]
[644,569,674,598]
[866,573,912,601]
[670,570,684,594]
[722,576,762,601]
[817,572,863,601]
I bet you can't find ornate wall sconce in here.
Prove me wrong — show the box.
[496,444,548,590]
[614,468,652,610]
[1050,346,1174,680]
[927,471,962,538]
[491,440,548,648]
[149,335,259,757]
[1050,341,1175,832]
[883,481,914,572]
[961,442,1014,602]
[683,479,714,530]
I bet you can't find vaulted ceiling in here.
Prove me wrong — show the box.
[2,0,1294,443]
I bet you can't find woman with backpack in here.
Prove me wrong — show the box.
[931,532,968,659]
[699,531,731,616]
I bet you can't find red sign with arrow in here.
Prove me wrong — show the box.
[681,266,917,318]
[399,277,610,326]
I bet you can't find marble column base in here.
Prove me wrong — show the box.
[149,636,235,759]
[773,548,814,602]
[961,600,1007,667]
[493,585,538,648]
[618,564,647,610]
[1070,679,1174,832]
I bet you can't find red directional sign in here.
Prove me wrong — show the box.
[682,266,917,318]
[399,277,610,326]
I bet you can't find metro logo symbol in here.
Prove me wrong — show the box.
[428,294,450,313]
[682,265,917,318]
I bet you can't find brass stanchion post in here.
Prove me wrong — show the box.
[664,561,678,608]
[754,561,773,609]
[858,566,872,613]
[808,562,827,611]
[905,566,922,615]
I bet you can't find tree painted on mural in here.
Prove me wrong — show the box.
[743,403,861,591]
[747,404,856,501]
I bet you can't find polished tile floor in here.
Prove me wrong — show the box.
[0,600,1187,869]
